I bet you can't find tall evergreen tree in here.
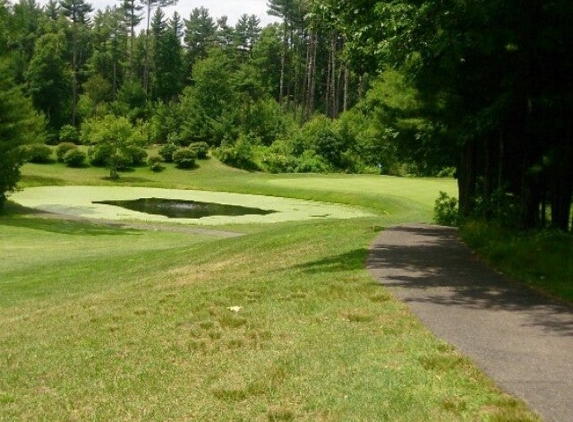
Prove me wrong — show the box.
[59,0,93,126]
[150,8,183,101]
[183,6,216,73]
[234,14,261,55]
[10,0,44,82]
[139,0,177,96]
[119,0,143,78]
[25,32,71,130]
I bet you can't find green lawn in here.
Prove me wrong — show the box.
[0,159,539,421]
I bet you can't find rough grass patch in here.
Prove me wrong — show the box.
[267,406,296,421]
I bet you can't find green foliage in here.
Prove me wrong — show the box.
[0,60,44,208]
[147,155,164,172]
[178,51,237,146]
[293,151,330,174]
[260,151,297,174]
[56,142,78,162]
[45,131,60,146]
[24,32,70,130]
[63,148,87,168]
[257,136,331,174]
[88,143,114,167]
[433,191,459,227]
[81,115,147,178]
[299,115,343,170]
[188,141,209,159]
[111,79,148,122]
[24,144,52,164]
[126,145,148,167]
[462,221,573,302]
[158,142,179,162]
[149,101,180,144]
[172,147,197,169]
[471,188,526,230]
[58,125,80,145]
[214,135,258,171]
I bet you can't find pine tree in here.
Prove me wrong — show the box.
[139,0,178,96]
[59,0,94,126]
[0,61,44,208]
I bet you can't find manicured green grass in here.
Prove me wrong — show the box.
[462,221,573,303]
[19,154,458,220]
[0,160,539,421]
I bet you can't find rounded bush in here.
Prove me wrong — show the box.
[56,142,78,162]
[158,143,179,163]
[172,147,197,169]
[214,136,258,171]
[59,124,80,144]
[189,141,209,159]
[294,153,330,173]
[110,151,133,171]
[45,131,60,146]
[147,156,164,172]
[63,148,87,167]
[433,191,459,227]
[261,152,297,173]
[25,144,53,163]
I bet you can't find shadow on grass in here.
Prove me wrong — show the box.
[1,204,142,237]
[102,175,155,184]
[367,224,573,336]
[292,248,369,274]
[20,175,67,186]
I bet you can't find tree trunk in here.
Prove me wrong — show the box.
[343,63,350,113]
[71,20,79,126]
[303,31,317,122]
[458,140,477,220]
[328,31,337,119]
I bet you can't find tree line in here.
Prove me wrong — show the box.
[0,0,571,231]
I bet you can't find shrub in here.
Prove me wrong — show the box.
[25,144,53,163]
[126,145,148,167]
[300,115,346,169]
[110,151,133,171]
[436,167,456,178]
[158,142,179,162]
[433,191,459,226]
[63,148,87,167]
[45,131,60,146]
[88,143,114,167]
[172,147,197,169]
[189,141,209,159]
[471,188,526,229]
[294,152,330,174]
[88,143,135,171]
[56,142,78,162]
[59,124,80,144]
[147,156,164,172]
[214,135,258,170]
[260,152,297,173]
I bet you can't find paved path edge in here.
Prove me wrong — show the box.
[367,223,573,422]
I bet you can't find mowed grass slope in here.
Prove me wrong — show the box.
[0,160,538,421]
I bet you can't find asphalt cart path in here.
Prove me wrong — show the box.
[367,224,573,422]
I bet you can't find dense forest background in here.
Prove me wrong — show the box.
[0,0,571,231]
